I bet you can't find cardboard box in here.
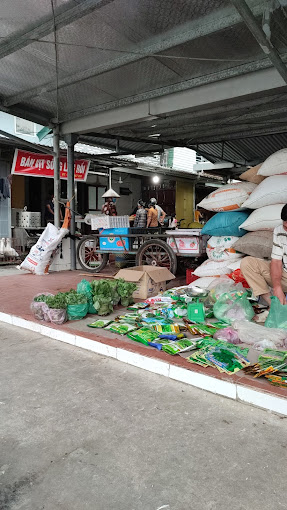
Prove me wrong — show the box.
[99,228,130,251]
[115,265,175,299]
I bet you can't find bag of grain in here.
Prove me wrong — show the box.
[201,211,249,237]
[193,260,232,277]
[233,231,274,259]
[239,204,283,231]
[239,164,265,184]
[198,182,256,212]
[242,175,287,209]
[206,236,242,262]
[258,148,287,176]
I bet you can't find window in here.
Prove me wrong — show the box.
[88,186,106,212]
[15,117,36,136]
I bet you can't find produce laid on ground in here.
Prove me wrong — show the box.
[30,278,137,324]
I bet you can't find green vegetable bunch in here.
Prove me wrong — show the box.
[34,294,51,302]
[92,280,114,316]
[66,293,87,305]
[46,293,67,310]
[117,279,137,307]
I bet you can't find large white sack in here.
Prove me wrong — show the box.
[194,259,232,277]
[206,235,242,262]
[198,182,256,212]
[20,223,69,275]
[242,175,287,209]
[258,148,287,176]
[226,259,243,271]
[189,276,220,289]
[239,204,284,231]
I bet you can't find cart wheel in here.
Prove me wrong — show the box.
[136,239,177,274]
[77,235,108,273]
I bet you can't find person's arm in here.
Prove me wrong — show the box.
[271,259,286,304]
[270,229,286,304]
[160,208,166,225]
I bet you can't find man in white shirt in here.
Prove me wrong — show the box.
[150,198,166,225]
[241,204,287,305]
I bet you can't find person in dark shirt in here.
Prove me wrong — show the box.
[44,194,55,225]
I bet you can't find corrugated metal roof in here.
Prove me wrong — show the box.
[1,0,287,165]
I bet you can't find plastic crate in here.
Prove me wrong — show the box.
[91,215,129,230]
[99,228,130,251]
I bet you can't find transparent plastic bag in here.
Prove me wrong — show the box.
[232,320,287,347]
[30,293,54,320]
[213,292,254,324]
[265,296,287,329]
[48,308,67,325]
[213,327,242,344]
[208,279,244,302]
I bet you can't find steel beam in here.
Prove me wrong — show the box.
[60,65,286,134]
[192,124,287,143]
[231,0,287,84]
[0,0,114,61]
[4,0,265,107]
[149,106,287,138]
[53,126,61,229]
[60,54,287,126]
[126,94,287,134]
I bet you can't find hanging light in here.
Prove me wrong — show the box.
[102,188,120,198]
[152,175,160,184]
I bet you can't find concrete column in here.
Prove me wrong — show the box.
[53,126,61,228]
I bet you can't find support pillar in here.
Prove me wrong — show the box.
[66,134,78,270]
[53,126,61,228]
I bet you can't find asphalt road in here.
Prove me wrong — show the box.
[1,322,287,510]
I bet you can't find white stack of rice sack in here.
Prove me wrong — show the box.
[231,150,287,261]
[194,149,287,288]
[193,182,256,286]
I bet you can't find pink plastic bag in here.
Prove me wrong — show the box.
[48,308,67,325]
[213,327,242,344]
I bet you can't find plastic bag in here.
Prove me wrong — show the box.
[67,303,89,321]
[20,223,69,275]
[265,296,287,329]
[208,279,244,302]
[77,279,97,314]
[213,327,242,344]
[232,320,287,348]
[227,269,249,288]
[48,308,67,325]
[30,293,54,320]
[213,292,254,324]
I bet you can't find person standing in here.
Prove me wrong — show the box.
[134,200,147,228]
[101,196,117,216]
[147,202,158,228]
[150,197,166,225]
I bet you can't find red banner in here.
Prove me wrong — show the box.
[11,149,90,182]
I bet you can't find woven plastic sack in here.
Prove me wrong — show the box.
[48,308,67,325]
[201,211,249,237]
[239,204,283,231]
[198,182,256,212]
[206,236,242,262]
[265,296,287,329]
[242,176,287,209]
[213,292,254,324]
[77,279,97,314]
[67,303,89,321]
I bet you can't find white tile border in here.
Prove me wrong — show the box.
[1,313,287,416]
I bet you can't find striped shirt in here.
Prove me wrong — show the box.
[271,225,287,272]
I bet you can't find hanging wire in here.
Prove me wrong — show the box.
[50,0,60,123]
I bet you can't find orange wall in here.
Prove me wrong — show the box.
[11,175,25,208]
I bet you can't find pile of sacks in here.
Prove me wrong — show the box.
[194,148,287,287]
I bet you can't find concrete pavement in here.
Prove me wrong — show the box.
[1,322,287,510]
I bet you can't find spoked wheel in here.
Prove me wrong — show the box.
[135,239,177,274]
[77,235,108,273]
